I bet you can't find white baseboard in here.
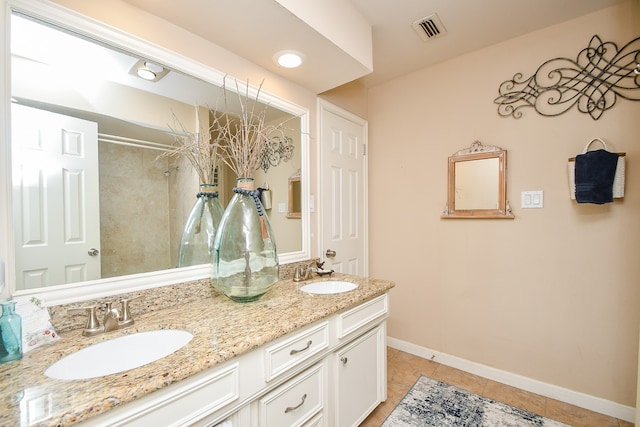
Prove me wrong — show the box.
[387,337,636,423]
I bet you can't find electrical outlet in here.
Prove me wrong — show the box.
[278,202,286,213]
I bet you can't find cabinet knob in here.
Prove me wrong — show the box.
[284,393,307,413]
[340,356,348,364]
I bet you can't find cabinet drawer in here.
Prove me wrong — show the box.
[264,321,329,381]
[258,363,324,427]
[88,362,240,426]
[337,294,388,339]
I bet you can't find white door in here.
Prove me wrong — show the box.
[319,101,368,275]
[12,104,101,288]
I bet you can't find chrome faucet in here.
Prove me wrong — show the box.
[69,297,138,336]
[102,302,121,333]
[293,264,315,282]
[293,262,335,282]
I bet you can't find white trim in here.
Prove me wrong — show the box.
[0,0,12,300]
[317,99,369,275]
[387,337,636,423]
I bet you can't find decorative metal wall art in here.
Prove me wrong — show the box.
[494,35,640,120]
[259,136,294,173]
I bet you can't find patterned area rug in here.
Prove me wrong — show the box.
[382,376,569,427]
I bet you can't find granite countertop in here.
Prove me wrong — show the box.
[0,273,394,426]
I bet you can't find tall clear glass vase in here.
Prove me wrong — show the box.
[213,178,279,302]
[178,184,224,267]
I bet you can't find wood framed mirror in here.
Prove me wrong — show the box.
[287,170,302,219]
[442,141,514,219]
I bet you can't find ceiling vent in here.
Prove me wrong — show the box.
[412,13,447,42]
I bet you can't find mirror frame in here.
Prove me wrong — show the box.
[0,0,311,304]
[441,141,514,219]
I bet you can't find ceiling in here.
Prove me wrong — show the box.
[124,0,628,93]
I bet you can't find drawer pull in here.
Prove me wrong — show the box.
[289,340,312,355]
[284,393,307,413]
[340,356,348,365]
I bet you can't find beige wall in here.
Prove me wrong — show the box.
[321,78,369,119]
[366,2,639,407]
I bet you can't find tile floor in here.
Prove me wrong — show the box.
[360,347,634,427]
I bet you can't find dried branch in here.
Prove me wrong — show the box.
[159,77,291,183]
[157,108,220,185]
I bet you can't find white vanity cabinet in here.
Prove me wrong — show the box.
[81,294,389,427]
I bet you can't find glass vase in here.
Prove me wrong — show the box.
[213,178,279,302]
[178,184,224,267]
[0,301,22,364]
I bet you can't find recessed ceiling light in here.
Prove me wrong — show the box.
[137,67,156,80]
[129,59,170,82]
[144,61,164,73]
[274,51,304,68]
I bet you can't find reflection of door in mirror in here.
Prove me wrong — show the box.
[12,104,102,289]
[454,158,499,210]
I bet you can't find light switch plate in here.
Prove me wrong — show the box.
[521,191,543,208]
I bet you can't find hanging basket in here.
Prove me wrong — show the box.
[567,138,625,200]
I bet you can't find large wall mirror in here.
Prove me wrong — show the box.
[442,141,514,219]
[2,2,310,304]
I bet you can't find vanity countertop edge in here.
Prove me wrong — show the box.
[0,273,395,426]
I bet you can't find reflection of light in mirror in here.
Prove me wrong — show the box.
[12,15,122,81]
[13,57,110,108]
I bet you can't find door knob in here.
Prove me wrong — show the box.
[325,249,336,258]
[88,248,100,256]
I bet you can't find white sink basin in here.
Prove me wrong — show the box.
[45,329,193,380]
[300,280,357,295]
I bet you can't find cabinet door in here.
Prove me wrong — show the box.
[334,324,386,427]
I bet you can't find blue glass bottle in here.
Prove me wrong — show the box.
[0,301,22,364]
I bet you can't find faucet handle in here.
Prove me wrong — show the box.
[303,264,315,280]
[118,296,139,327]
[68,305,102,336]
[293,266,302,282]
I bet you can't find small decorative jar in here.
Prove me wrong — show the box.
[178,184,225,267]
[213,178,279,302]
[0,301,22,364]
